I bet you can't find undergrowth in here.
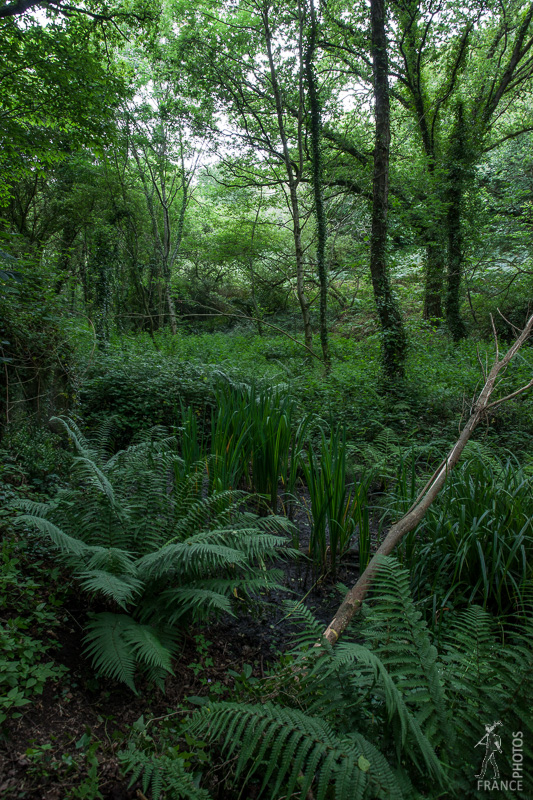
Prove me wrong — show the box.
[15,417,293,691]
[120,558,533,799]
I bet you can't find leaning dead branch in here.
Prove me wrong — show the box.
[323,311,533,646]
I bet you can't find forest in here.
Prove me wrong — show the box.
[1,0,533,797]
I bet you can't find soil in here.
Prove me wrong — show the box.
[0,492,381,800]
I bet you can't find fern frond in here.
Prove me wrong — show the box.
[72,456,118,507]
[83,613,138,691]
[280,601,332,652]
[158,587,233,622]
[192,701,389,800]
[119,747,212,800]
[50,415,95,459]
[17,515,91,558]
[125,624,175,674]
[86,547,138,575]
[78,570,143,609]
[363,557,452,747]
[136,539,246,580]
[83,613,175,692]
[325,643,443,781]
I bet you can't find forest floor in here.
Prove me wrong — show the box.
[0,487,372,800]
[3,325,532,798]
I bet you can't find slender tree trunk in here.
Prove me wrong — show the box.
[370,0,407,378]
[264,4,313,355]
[162,210,178,335]
[304,0,330,370]
[423,238,445,321]
[248,191,264,336]
[55,221,76,295]
[93,230,112,348]
[291,195,314,354]
[165,142,190,336]
[445,105,467,341]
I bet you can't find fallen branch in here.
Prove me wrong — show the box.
[323,311,533,645]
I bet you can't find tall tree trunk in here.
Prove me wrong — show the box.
[93,230,112,348]
[304,0,330,369]
[263,3,314,355]
[423,237,445,321]
[445,105,467,341]
[248,191,264,336]
[162,208,178,335]
[370,0,407,378]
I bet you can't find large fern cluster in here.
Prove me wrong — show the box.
[191,558,533,799]
[17,417,292,690]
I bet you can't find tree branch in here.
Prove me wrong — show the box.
[322,311,533,645]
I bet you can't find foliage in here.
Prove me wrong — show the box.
[0,538,68,725]
[22,731,105,800]
[118,708,214,800]
[0,418,72,489]
[192,558,533,799]
[397,453,533,618]
[207,379,309,508]
[0,8,128,199]
[302,425,370,575]
[16,417,293,690]
[0,242,76,434]
[77,347,218,446]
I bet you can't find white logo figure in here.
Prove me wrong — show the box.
[475,721,503,779]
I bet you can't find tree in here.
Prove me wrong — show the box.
[167,0,327,355]
[0,6,131,200]
[303,0,330,367]
[370,0,407,377]
[389,0,533,337]
[126,85,202,334]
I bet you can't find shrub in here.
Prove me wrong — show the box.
[16,417,293,691]
[0,419,72,489]
[0,538,68,724]
[77,349,218,447]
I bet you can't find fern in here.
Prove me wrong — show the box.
[119,746,212,800]
[361,557,452,748]
[191,558,533,799]
[16,419,293,690]
[192,702,399,800]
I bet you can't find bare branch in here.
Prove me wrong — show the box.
[322,312,533,645]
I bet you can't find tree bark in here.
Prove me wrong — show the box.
[304,0,330,370]
[423,238,445,321]
[445,105,467,341]
[370,0,407,378]
[323,311,533,645]
[264,3,314,355]
[248,191,264,336]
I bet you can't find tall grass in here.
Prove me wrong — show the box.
[398,454,533,617]
[179,380,310,511]
[209,382,252,492]
[302,426,370,576]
